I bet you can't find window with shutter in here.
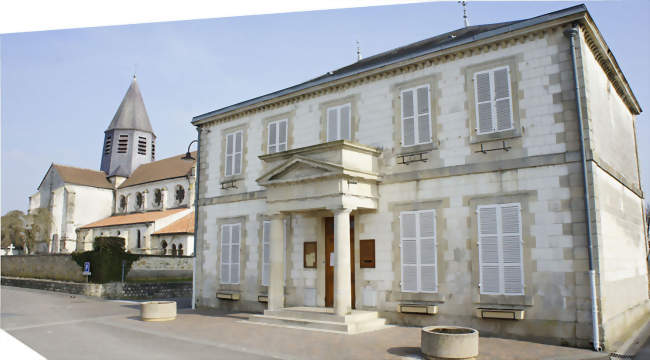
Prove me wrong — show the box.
[225,130,243,176]
[221,223,241,284]
[267,119,288,154]
[477,203,523,295]
[400,209,437,293]
[401,85,431,147]
[326,104,352,141]
[474,66,513,135]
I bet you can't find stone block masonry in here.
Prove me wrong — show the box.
[1,277,191,300]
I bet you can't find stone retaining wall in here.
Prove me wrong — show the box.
[1,277,191,299]
[127,255,193,281]
[1,254,84,282]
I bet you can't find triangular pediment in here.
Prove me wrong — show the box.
[257,156,342,185]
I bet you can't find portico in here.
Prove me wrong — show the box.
[257,140,381,316]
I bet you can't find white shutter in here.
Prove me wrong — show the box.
[416,86,431,145]
[268,122,277,154]
[340,105,351,140]
[478,206,500,294]
[230,224,240,284]
[401,90,415,146]
[278,120,287,152]
[419,210,437,293]
[220,225,231,284]
[234,131,242,175]
[262,221,271,286]
[475,72,493,134]
[501,204,523,294]
[400,212,418,292]
[493,68,513,131]
[327,108,338,142]
[225,134,234,176]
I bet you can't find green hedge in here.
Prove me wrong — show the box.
[72,237,140,283]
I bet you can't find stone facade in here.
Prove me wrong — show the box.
[192,7,646,349]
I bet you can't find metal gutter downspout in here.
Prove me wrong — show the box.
[564,25,601,352]
[192,127,202,310]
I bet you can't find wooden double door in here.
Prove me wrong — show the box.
[324,216,355,309]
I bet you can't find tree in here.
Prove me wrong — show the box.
[24,208,53,254]
[1,210,26,249]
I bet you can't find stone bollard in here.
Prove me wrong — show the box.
[421,326,479,360]
[141,301,177,321]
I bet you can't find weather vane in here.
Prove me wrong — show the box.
[459,1,470,27]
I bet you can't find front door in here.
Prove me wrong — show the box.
[325,216,355,308]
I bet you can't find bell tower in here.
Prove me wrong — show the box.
[100,76,156,182]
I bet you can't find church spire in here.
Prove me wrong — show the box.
[106,76,154,133]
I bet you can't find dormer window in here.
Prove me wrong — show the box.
[136,192,143,209]
[175,186,185,204]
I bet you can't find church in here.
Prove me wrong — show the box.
[29,76,196,255]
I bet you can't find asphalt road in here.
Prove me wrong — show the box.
[1,286,270,360]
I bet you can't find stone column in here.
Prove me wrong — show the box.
[334,208,352,316]
[142,190,149,211]
[268,214,285,311]
[161,188,168,210]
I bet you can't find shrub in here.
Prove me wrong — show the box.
[72,236,140,283]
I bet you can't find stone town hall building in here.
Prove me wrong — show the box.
[191,5,648,350]
[29,77,196,256]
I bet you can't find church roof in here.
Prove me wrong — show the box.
[119,151,197,188]
[107,76,154,133]
[38,164,113,190]
[79,208,187,229]
[152,211,194,235]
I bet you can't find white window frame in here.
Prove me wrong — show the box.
[400,84,432,147]
[400,209,437,293]
[225,130,243,177]
[326,103,352,142]
[473,66,514,135]
[220,223,241,285]
[477,203,524,295]
[267,118,288,154]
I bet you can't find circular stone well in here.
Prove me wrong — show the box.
[421,326,479,360]
[141,301,177,322]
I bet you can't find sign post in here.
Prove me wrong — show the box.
[82,261,91,282]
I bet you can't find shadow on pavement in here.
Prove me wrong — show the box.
[387,346,422,357]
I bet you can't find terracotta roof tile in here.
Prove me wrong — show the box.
[44,164,113,190]
[119,151,196,188]
[79,208,187,229]
[152,212,194,235]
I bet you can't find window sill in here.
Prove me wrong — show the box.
[470,128,521,144]
[475,306,525,320]
[397,142,437,156]
[216,291,240,301]
[397,303,439,315]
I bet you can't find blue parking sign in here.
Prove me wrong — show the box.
[83,262,91,275]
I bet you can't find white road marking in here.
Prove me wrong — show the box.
[0,329,47,360]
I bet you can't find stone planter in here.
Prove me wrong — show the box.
[141,301,177,321]
[421,326,479,360]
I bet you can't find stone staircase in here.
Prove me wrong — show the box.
[247,306,388,334]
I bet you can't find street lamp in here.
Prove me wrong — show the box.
[182,131,201,310]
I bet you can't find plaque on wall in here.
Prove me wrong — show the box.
[303,241,317,268]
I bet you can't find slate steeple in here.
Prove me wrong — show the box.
[100,76,156,179]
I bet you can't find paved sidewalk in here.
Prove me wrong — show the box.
[2,285,610,360]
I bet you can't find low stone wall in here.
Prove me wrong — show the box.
[1,277,192,299]
[1,254,84,282]
[127,255,193,281]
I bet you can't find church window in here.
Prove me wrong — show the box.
[171,243,177,256]
[118,135,129,153]
[161,240,168,255]
[175,186,185,204]
[137,230,141,248]
[137,136,147,155]
[178,244,184,256]
[119,195,127,211]
[151,140,156,161]
[104,135,112,155]
[154,189,162,206]
[136,192,143,209]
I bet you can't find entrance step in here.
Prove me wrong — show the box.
[247,307,388,334]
